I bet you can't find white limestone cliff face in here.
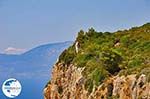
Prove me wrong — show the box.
[44,63,150,99]
[75,41,79,54]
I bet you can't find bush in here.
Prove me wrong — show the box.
[83,59,108,92]
[128,57,142,68]
[100,50,122,74]
[84,78,93,93]
[73,53,93,67]
[91,68,108,85]
[59,46,75,65]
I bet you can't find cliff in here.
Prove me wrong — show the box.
[44,23,150,99]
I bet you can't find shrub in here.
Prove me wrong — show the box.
[73,53,93,67]
[83,59,108,92]
[84,78,93,93]
[100,50,122,74]
[128,57,142,68]
[91,68,108,85]
[58,46,75,65]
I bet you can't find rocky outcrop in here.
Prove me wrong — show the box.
[44,63,150,99]
[44,63,88,99]
[75,41,79,53]
[44,23,150,99]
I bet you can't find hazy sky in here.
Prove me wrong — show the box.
[0,0,150,53]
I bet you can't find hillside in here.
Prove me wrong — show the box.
[44,23,150,99]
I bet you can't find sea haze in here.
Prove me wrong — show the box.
[0,41,72,99]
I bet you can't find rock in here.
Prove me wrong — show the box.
[75,41,79,53]
[44,64,150,99]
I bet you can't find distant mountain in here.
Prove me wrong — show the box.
[0,41,72,99]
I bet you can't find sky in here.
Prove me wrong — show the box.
[0,0,150,54]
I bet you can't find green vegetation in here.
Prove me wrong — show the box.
[58,23,150,92]
[58,46,76,65]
